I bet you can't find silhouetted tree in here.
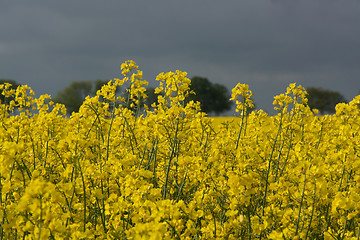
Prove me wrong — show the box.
[144,87,163,109]
[53,80,110,114]
[93,80,109,96]
[0,79,20,105]
[119,86,163,115]
[187,76,232,115]
[306,87,347,114]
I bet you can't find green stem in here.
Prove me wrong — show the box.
[37,195,43,240]
[246,206,252,240]
[295,172,307,236]
[100,180,107,232]
[262,113,283,216]
[176,169,188,202]
[305,181,316,240]
[146,138,158,171]
[315,123,323,149]
[138,143,147,170]
[341,216,348,240]
[338,155,347,192]
[76,156,87,232]
[163,118,179,200]
[203,131,209,154]
[105,102,116,164]
[235,105,246,150]
[0,159,17,239]
[277,139,293,181]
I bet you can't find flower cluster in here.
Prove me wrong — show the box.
[230,83,254,115]
[1,61,360,239]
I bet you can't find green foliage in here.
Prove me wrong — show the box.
[54,79,163,115]
[54,77,234,116]
[94,79,109,96]
[53,80,110,114]
[0,79,20,105]
[187,76,233,115]
[144,86,164,109]
[306,87,347,114]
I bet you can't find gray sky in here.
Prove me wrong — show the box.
[1,0,360,114]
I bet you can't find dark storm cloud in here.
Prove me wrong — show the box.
[1,0,359,113]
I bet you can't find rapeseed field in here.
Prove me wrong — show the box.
[1,61,360,239]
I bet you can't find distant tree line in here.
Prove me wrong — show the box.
[0,79,20,105]
[306,87,347,114]
[52,77,234,115]
[52,80,109,113]
[0,78,352,115]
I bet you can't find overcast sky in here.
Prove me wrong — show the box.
[1,0,360,114]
